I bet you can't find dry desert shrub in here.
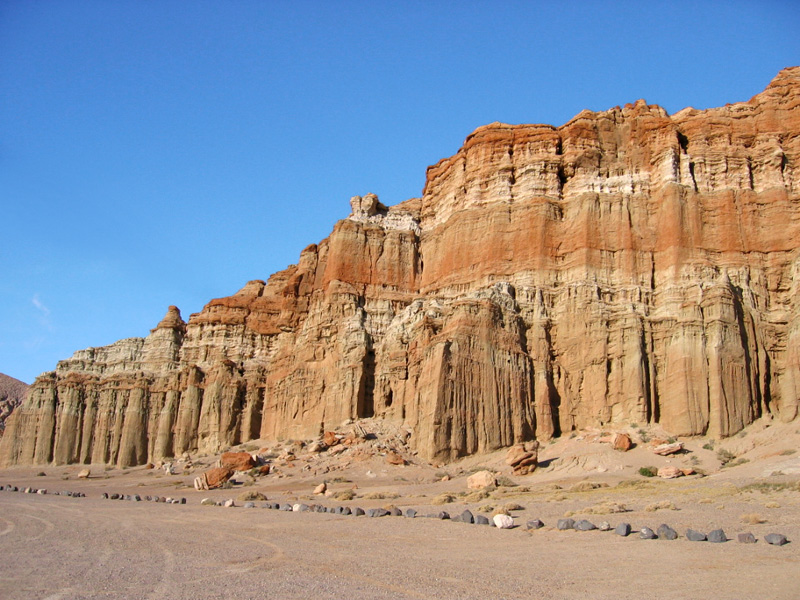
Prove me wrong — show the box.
[738,481,800,494]
[615,479,653,490]
[495,475,519,487]
[645,500,678,512]
[765,501,781,509]
[504,502,524,511]
[582,501,628,515]
[464,490,490,503]
[432,493,456,505]
[236,491,267,502]
[698,497,713,504]
[477,504,494,513]
[363,491,399,500]
[740,513,767,524]
[569,481,609,493]
[333,489,355,501]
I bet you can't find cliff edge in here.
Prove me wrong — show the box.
[3,68,799,467]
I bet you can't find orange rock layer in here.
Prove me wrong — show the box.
[2,68,799,467]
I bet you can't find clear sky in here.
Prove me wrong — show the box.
[2,1,799,384]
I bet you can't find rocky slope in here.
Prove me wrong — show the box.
[2,68,799,468]
[0,373,28,436]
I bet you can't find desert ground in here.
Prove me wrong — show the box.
[1,417,799,600]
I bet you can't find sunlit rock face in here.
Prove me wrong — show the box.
[3,68,799,467]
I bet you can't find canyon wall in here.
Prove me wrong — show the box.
[2,68,799,467]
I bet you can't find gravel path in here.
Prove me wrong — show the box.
[1,492,798,600]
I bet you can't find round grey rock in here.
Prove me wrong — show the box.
[708,529,727,543]
[459,510,474,524]
[686,529,706,542]
[557,518,575,530]
[475,515,490,525]
[574,519,597,531]
[640,527,657,539]
[657,524,678,540]
[353,507,365,516]
[526,519,545,530]
[764,533,789,546]
[404,508,417,518]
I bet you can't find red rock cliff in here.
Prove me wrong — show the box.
[2,68,799,466]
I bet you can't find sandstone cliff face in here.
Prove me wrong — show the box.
[0,373,28,436]
[3,68,799,467]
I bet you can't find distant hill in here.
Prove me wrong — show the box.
[0,373,28,436]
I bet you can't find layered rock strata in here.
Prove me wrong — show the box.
[0,373,28,436]
[3,68,799,467]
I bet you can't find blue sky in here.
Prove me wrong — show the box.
[2,1,799,384]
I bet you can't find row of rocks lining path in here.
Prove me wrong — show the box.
[1,483,790,546]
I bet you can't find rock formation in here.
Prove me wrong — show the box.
[2,68,799,467]
[0,373,28,436]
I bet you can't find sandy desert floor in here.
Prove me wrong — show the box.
[1,417,799,600]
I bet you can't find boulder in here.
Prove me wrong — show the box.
[574,519,597,531]
[686,529,707,541]
[526,519,545,530]
[459,510,474,524]
[77,469,91,479]
[475,515,490,525]
[737,532,757,544]
[764,533,789,546]
[640,527,657,539]
[657,524,678,540]
[385,451,407,465]
[651,442,683,456]
[708,529,727,543]
[504,442,539,475]
[467,470,496,490]
[220,452,256,471]
[323,431,339,447]
[404,508,417,518]
[313,483,327,495]
[612,433,633,452]
[203,466,234,489]
[493,514,514,529]
[657,466,683,479]
[557,518,575,530]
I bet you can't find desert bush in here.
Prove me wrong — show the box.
[363,491,399,500]
[638,466,658,478]
[569,481,608,492]
[333,489,355,501]
[504,502,524,511]
[702,441,715,451]
[716,448,736,465]
[464,490,490,503]
[615,479,652,490]
[496,475,519,487]
[581,501,628,515]
[740,513,766,524]
[237,491,267,502]
[645,500,677,512]
[431,493,456,505]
